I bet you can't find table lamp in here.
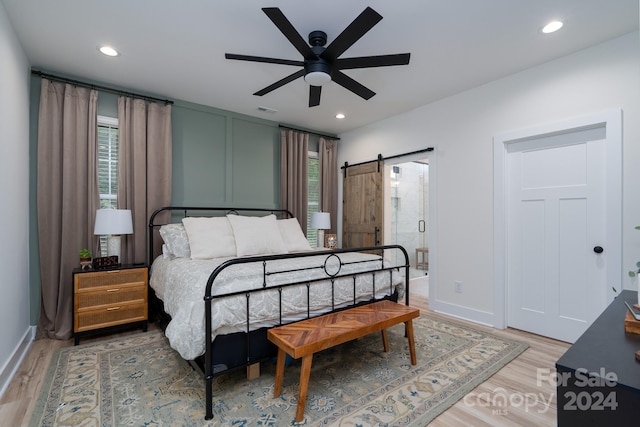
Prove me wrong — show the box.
[94,209,133,260]
[310,212,331,248]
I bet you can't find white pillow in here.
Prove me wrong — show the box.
[159,223,191,258]
[227,214,288,256]
[182,217,237,259]
[278,218,313,252]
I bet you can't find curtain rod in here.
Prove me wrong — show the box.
[341,147,434,172]
[31,70,174,105]
[278,125,340,141]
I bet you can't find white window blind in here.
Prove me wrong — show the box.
[97,115,119,209]
[97,115,119,256]
[307,151,319,246]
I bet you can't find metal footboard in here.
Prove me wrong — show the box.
[202,245,410,420]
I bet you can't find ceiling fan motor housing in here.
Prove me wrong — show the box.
[305,33,332,85]
[308,30,327,47]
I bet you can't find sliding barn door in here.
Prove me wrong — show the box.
[342,162,383,248]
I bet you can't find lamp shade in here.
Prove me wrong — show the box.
[310,212,331,230]
[94,209,133,235]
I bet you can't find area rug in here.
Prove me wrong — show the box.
[30,313,527,426]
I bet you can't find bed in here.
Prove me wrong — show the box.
[147,206,411,420]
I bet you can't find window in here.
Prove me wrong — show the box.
[97,115,119,255]
[98,116,119,208]
[307,151,319,246]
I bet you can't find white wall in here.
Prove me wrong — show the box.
[338,32,640,326]
[0,1,33,396]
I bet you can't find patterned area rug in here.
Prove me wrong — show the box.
[30,313,527,426]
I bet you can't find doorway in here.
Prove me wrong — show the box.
[385,157,430,299]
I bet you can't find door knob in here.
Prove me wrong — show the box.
[593,246,604,254]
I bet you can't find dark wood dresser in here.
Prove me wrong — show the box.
[556,290,640,426]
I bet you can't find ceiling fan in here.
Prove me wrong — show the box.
[225,7,411,107]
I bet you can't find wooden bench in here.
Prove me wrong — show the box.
[267,300,420,422]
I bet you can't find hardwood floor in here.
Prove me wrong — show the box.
[417,294,571,427]
[0,295,570,426]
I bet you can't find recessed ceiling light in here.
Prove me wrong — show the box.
[541,20,564,34]
[99,46,119,57]
[336,113,345,119]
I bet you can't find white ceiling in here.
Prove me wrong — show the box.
[3,0,638,134]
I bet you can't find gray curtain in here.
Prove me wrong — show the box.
[36,79,99,340]
[117,97,172,264]
[280,129,309,234]
[319,137,338,235]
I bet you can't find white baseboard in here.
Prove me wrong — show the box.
[0,326,35,399]
[429,298,497,328]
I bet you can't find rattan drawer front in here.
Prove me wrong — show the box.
[73,267,149,341]
[75,268,147,291]
[76,303,147,332]
[77,286,146,309]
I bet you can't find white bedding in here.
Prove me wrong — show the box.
[150,252,404,360]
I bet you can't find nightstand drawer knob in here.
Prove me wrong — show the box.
[106,306,121,311]
[106,288,121,292]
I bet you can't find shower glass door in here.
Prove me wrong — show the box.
[389,159,429,279]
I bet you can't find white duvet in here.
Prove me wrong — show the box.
[150,251,404,360]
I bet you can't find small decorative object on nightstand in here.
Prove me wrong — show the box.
[73,265,148,345]
[79,248,92,270]
[92,255,119,270]
[325,234,337,249]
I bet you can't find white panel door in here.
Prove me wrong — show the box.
[507,126,608,343]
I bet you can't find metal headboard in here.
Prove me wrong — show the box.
[147,206,294,267]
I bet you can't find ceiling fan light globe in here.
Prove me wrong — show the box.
[304,71,331,86]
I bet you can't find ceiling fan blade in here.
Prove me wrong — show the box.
[336,53,411,70]
[262,8,316,60]
[321,7,382,61]
[309,86,322,107]
[225,53,303,67]
[332,71,375,100]
[253,69,305,96]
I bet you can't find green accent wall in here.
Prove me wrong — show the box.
[231,117,280,206]
[170,102,280,207]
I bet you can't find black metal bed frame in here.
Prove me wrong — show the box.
[148,206,411,420]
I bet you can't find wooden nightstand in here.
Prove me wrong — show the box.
[73,265,148,345]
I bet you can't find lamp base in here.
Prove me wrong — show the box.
[106,235,121,260]
[317,230,325,248]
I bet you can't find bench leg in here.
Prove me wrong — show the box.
[296,354,313,423]
[380,329,389,352]
[405,319,417,365]
[274,348,286,397]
